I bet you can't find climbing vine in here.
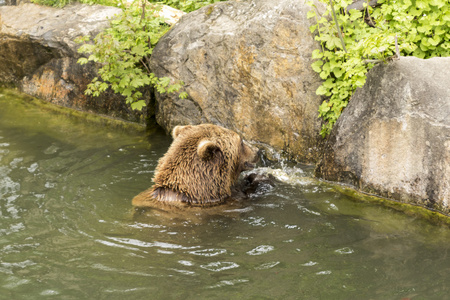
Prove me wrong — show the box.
[307,0,450,137]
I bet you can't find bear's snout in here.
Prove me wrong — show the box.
[241,142,260,171]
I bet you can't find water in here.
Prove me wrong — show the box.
[0,89,449,300]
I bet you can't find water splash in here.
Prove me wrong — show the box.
[244,166,315,187]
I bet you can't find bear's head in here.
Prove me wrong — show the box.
[132,124,259,207]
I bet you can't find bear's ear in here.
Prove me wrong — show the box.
[198,140,222,161]
[172,125,192,139]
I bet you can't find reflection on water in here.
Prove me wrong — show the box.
[0,89,449,299]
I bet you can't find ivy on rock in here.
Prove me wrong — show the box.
[308,0,449,137]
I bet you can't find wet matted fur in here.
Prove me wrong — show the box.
[132,124,259,208]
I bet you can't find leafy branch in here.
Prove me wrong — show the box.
[76,1,188,111]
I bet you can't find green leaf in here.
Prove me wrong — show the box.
[99,82,109,91]
[307,10,316,19]
[77,57,89,65]
[311,60,324,72]
[130,77,144,88]
[179,92,189,99]
[428,35,441,46]
[88,54,99,62]
[311,49,323,59]
[333,67,344,78]
[122,88,132,97]
[354,77,365,88]
[430,0,445,8]
[319,70,330,80]
[130,100,146,111]
[158,77,171,88]
[348,9,362,21]
[316,85,329,95]
[416,0,429,9]
[323,78,334,89]
[131,44,146,57]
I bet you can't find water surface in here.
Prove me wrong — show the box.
[0,89,449,299]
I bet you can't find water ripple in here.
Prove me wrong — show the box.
[95,239,141,252]
[316,270,332,275]
[1,260,37,271]
[107,237,199,251]
[104,287,149,294]
[0,222,25,236]
[207,279,249,289]
[0,176,20,197]
[244,216,272,227]
[27,162,39,173]
[1,243,40,254]
[90,263,156,277]
[188,248,227,257]
[335,247,354,255]
[43,144,59,155]
[128,223,166,229]
[169,268,196,276]
[9,157,23,169]
[178,260,194,266]
[297,205,321,216]
[200,261,239,272]
[40,290,60,296]
[246,245,275,256]
[255,261,280,270]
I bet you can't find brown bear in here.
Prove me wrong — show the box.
[132,124,259,208]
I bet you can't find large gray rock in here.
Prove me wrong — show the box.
[150,0,325,163]
[316,57,450,214]
[0,3,146,122]
[0,3,119,81]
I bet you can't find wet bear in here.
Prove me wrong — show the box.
[132,124,260,208]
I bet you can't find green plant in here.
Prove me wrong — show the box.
[35,0,221,110]
[152,0,225,13]
[31,0,120,8]
[30,0,224,10]
[308,0,450,137]
[76,1,187,111]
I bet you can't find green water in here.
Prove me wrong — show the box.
[0,90,449,300]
